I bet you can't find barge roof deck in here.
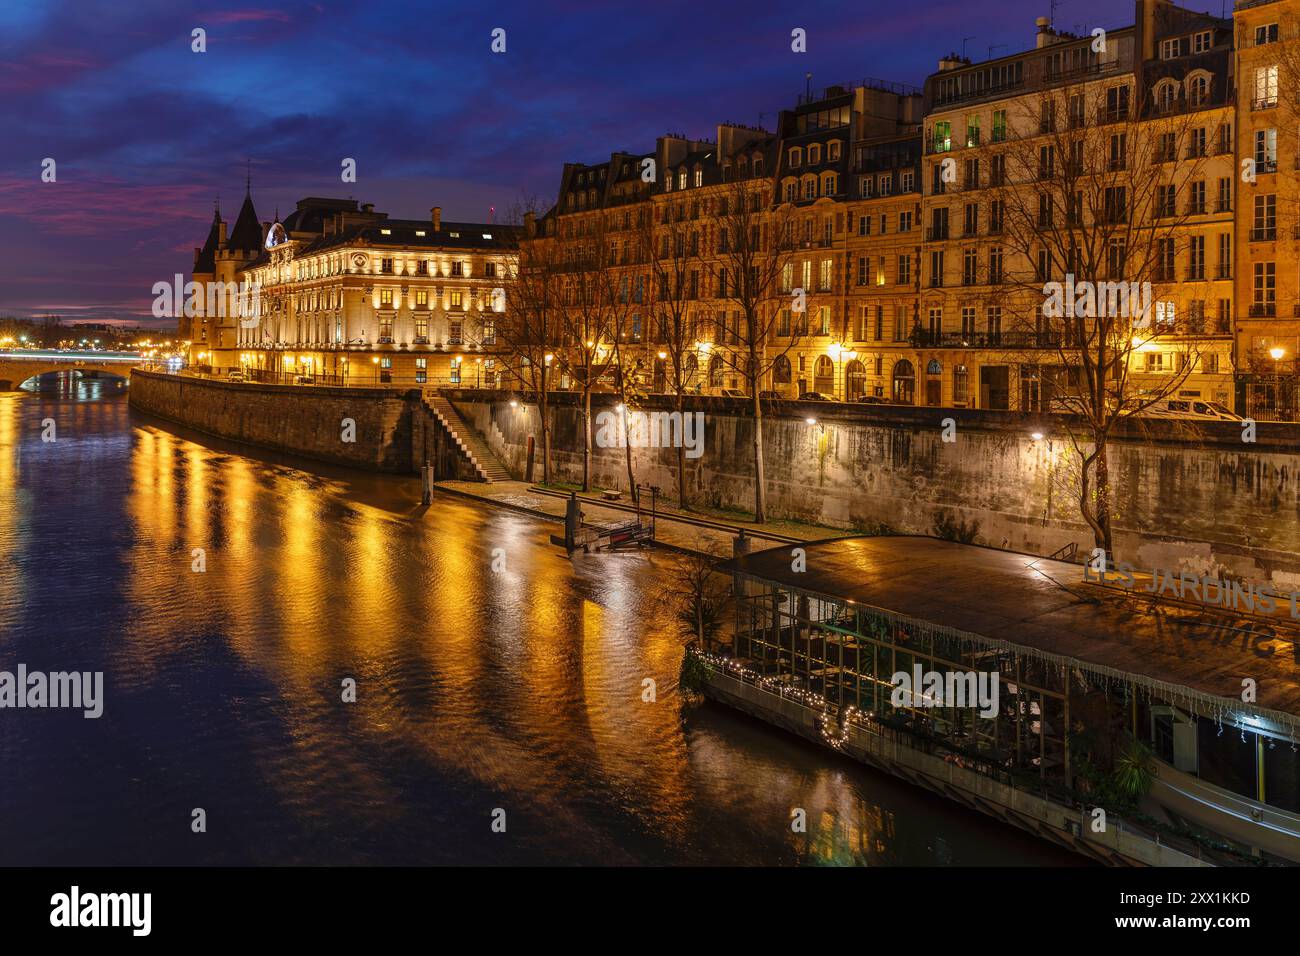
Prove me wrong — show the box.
[719,536,1300,724]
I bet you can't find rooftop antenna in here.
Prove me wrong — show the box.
[245,158,251,195]
[962,36,975,59]
[1050,0,1066,29]
[988,43,1006,60]
[804,72,812,102]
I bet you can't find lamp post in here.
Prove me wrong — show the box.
[1270,345,1286,420]
[372,355,379,385]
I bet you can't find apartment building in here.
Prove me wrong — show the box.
[1234,0,1300,417]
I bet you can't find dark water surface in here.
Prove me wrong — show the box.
[0,380,1080,865]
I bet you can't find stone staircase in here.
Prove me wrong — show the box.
[422,391,512,482]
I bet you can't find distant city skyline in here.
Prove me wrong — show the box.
[1,0,1138,326]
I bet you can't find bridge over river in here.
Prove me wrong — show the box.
[0,350,150,389]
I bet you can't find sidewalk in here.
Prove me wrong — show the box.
[434,479,844,556]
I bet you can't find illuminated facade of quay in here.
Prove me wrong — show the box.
[186,0,1300,421]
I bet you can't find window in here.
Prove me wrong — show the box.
[678,169,687,190]
[1255,128,1277,170]
[858,215,871,236]
[482,319,495,346]
[379,288,394,306]
[899,210,913,232]
[449,361,460,385]
[1253,262,1276,313]
[1256,23,1279,46]
[789,147,802,168]
[933,120,952,153]
[992,110,1007,143]
[449,321,463,344]
[901,170,914,192]
[809,144,821,165]
[1253,194,1276,240]
[452,261,464,277]
[1160,37,1183,60]
[898,254,911,284]
[1255,65,1278,108]
[693,168,702,187]
[953,365,969,404]
[1189,75,1209,107]
[1192,30,1212,54]
[415,290,428,308]
[450,290,464,310]
[415,317,428,341]
[828,142,841,161]
[966,114,980,147]
[415,357,427,384]
[860,177,874,198]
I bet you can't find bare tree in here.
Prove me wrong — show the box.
[984,81,1214,557]
[703,178,801,523]
[554,213,619,491]
[498,201,562,483]
[640,197,703,509]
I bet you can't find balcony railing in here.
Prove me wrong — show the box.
[1249,303,1277,317]
[1250,227,1277,241]
[926,225,949,241]
[909,329,1061,349]
[1251,97,1278,110]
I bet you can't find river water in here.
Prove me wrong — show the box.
[0,379,1079,865]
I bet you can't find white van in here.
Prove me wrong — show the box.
[1140,398,1243,422]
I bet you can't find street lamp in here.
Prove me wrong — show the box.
[1270,346,1286,419]
[372,355,379,384]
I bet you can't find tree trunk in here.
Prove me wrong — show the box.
[1095,441,1114,558]
[582,389,592,491]
[751,388,766,523]
[675,392,687,510]
[623,415,637,506]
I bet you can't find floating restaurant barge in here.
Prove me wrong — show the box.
[702,536,1300,866]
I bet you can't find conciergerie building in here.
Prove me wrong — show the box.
[182,188,518,388]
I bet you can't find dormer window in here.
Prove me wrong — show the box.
[809,144,821,165]
[693,167,703,187]
[828,142,841,162]
[677,169,687,190]
[1192,30,1212,54]
[789,147,802,168]
[752,154,763,175]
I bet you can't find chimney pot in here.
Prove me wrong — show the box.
[432,206,442,230]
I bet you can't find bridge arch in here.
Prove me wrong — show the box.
[0,356,144,391]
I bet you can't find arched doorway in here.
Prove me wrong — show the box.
[925,359,942,406]
[813,355,835,395]
[892,359,915,404]
[845,359,866,401]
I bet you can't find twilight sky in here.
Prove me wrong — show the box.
[0,0,1140,327]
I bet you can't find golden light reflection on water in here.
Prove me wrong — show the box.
[0,395,21,633]
[0,393,1083,865]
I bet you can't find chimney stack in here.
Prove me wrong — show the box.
[524,210,536,237]
[1035,16,1055,48]
[432,206,442,230]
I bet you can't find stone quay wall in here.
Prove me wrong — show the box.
[445,389,1300,583]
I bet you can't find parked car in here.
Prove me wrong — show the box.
[758,390,783,400]
[799,391,833,401]
[1139,398,1244,422]
[294,375,316,385]
[719,388,748,398]
[226,369,244,382]
[854,395,889,404]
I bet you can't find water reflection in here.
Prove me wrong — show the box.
[0,384,1081,866]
